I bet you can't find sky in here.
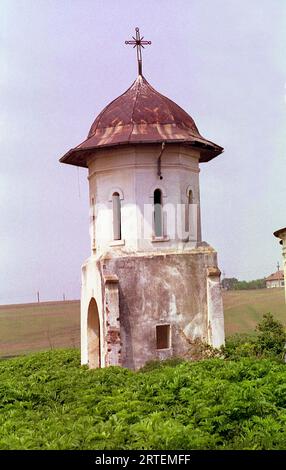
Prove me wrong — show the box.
[1,0,286,304]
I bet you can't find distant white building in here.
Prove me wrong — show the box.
[265,270,284,289]
[274,227,286,303]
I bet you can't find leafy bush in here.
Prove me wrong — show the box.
[256,312,286,359]
[139,356,185,373]
[222,334,257,359]
[223,313,286,361]
[1,349,286,450]
[141,340,223,373]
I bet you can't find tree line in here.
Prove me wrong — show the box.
[222,277,266,290]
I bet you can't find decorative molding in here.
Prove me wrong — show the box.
[104,274,119,284]
[109,239,125,247]
[207,266,221,277]
[151,236,170,242]
[88,162,200,179]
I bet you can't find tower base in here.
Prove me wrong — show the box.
[81,245,225,370]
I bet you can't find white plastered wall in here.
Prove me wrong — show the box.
[87,144,202,254]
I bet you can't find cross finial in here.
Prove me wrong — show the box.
[277,261,280,271]
[125,27,151,76]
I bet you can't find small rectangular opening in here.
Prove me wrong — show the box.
[156,324,170,350]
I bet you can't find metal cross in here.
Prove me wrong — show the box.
[125,27,151,76]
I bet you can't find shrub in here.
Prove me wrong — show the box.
[255,312,286,359]
[140,340,223,373]
[224,313,286,361]
[222,333,257,359]
[139,356,185,373]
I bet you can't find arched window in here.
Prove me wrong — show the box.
[185,189,193,235]
[112,192,121,240]
[154,188,163,237]
[91,197,96,250]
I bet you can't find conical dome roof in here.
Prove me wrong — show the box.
[60,75,223,167]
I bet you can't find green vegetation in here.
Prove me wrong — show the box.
[1,302,286,450]
[223,313,286,361]
[233,278,267,290]
[222,278,266,290]
[1,313,286,450]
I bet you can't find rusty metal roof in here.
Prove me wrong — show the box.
[60,75,223,167]
[274,227,286,239]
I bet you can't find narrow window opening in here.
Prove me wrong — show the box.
[154,189,163,237]
[91,197,96,250]
[185,189,193,234]
[112,192,121,240]
[156,324,170,349]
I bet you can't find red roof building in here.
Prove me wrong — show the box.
[265,270,284,288]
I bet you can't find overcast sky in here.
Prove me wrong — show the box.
[1,0,286,304]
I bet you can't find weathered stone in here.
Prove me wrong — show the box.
[81,245,225,370]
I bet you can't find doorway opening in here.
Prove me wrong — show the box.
[87,298,101,368]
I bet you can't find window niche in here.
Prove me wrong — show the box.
[112,192,121,240]
[156,324,171,350]
[91,197,96,251]
[154,188,163,237]
[185,189,193,234]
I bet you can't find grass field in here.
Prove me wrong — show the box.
[0,300,80,358]
[223,288,286,335]
[0,289,285,358]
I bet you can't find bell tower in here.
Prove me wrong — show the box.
[60,28,225,369]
